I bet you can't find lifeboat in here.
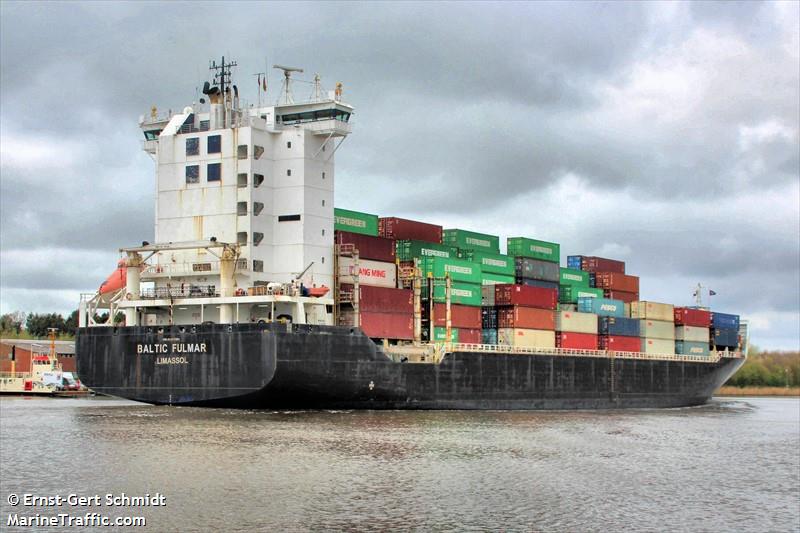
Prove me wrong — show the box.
[308,285,330,297]
[98,260,127,295]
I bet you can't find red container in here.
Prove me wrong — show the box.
[432,304,481,328]
[340,284,412,314]
[335,231,396,262]
[594,272,639,293]
[674,307,711,327]
[497,306,555,330]
[341,311,413,340]
[599,335,640,352]
[378,217,442,244]
[556,332,598,350]
[458,328,482,344]
[603,289,639,303]
[581,256,625,274]
[494,284,558,309]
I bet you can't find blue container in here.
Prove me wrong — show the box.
[578,297,625,317]
[599,316,640,337]
[712,312,740,330]
[482,328,498,345]
[481,307,497,329]
[517,278,559,290]
[588,272,596,288]
[675,340,710,356]
[713,327,739,348]
[567,255,583,270]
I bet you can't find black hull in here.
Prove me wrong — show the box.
[76,323,744,410]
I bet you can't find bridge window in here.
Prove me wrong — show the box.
[185,165,199,184]
[143,130,161,140]
[208,135,221,154]
[207,163,221,182]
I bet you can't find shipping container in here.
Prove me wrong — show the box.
[599,335,640,352]
[711,312,740,330]
[335,231,396,262]
[515,257,560,282]
[594,272,640,293]
[482,328,498,345]
[559,267,590,287]
[556,332,599,350]
[466,251,515,276]
[556,311,598,334]
[641,338,676,354]
[674,307,712,328]
[443,229,500,254]
[581,256,626,274]
[559,285,604,303]
[639,319,675,340]
[420,257,483,285]
[507,237,560,263]
[459,328,482,344]
[432,327,459,343]
[423,281,483,307]
[630,301,674,321]
[333,208,379,236]
[432,304,482,328]
[518,278,560,290]
[396,240,458,261]
[577,297,625,317]
[712,327,739,348]
[338,257,397,288]
[481,285,496,306]
[379,217,442,243]
[497,307,556,330]
[674,325,710,343]
[566,255,583,270]
[603,289,638,303]
[481,307,498,329]
[675,340,710,356]
[339,284,412,314]
[497,328,556,348]
[494,284,558,309]
[588,272,596,288]
[340,311,413,340]
[598,316,640,337]
[559,303,578,312]
[482,272,516,286]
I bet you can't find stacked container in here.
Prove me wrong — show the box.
[420,257,483,343]
[334,208,379,236]
[379,217,442,243]
[338,285,414,340]
[465,251,515,286]
[674,307,712,356]
[711,312,740,351]
[509,237,560,290]
[631,301,675,354]
[558,265,594,304]
[495,284,558,348]
[444,229,500,254]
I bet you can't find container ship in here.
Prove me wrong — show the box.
[76,58,747,409]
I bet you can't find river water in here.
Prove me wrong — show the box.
[1,397,798,532]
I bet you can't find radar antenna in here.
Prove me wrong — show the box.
[273,64,304,105]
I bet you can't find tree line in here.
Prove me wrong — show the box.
[0,310,121,339]
[726,348,800,388]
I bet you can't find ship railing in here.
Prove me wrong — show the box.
[140,285,218,299]
[142,259,248,277]
[441,343,742,363]
[0,372,29,379]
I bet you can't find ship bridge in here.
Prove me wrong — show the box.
[274,101,353,137]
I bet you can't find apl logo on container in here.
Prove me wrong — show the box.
[599,304,617,312]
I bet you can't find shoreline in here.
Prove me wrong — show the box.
[716,386,800,397]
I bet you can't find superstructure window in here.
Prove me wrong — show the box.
[186,138,199,156]
[208,135,221,154]
[253,174,264,188]
[322,172,326,179]
[253,232,264,246]
[185,165,199,184]
[253,202,264,216]
[237,202,247,216]
[199,120,210,131]
[143,130,161,140]
[278,214,301,222]
[237,232,247,245]
[207,163,221,182]
[253,145,264,159]
[237,173,248,188]
[237,145,248,159]
[287,141,292,149]
[321,199,325,206]
[253,260,264,272]
[286,169,291,177]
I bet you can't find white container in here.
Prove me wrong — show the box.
[675,325,710,343]
[481,285,495,306]
[639,319,675,340]
[630,301,674,322]
[338,257,397,288]
[556,311,598,334]
[497,328,556,348]
[641,338,675,354]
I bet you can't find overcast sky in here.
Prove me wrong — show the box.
[1,1,798,349]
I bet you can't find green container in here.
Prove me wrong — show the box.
[481,272,516,286]
[466,251,515,276]
[507,237,560,263]
[443,229,500,254]
[423,281,483,307]
[396,240,459,261]
[334,208,379,236]
[432,327,459,343]
[559,267,589,287]
[559,285,604,303]
[420,257,483,285]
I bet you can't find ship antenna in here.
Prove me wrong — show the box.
[273,64,304,105]
[210,56,238,125]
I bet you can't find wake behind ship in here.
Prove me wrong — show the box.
[76,57,746,409]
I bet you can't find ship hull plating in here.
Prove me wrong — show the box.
[76,324,744,410]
